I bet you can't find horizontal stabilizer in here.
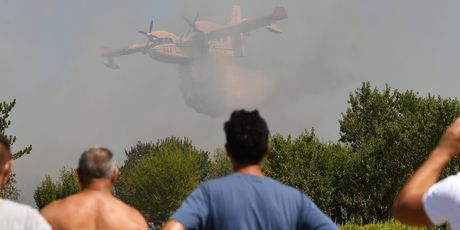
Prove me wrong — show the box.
[266,23,282,34]
[104,56,119,69]
[104,62,120,69]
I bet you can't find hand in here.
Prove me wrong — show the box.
[393,118,460,226]
[437,118,460,158]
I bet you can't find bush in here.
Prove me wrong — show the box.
[264,130,355,221]
[34,167,80,209]
[265,82,460,223]
[206,148,233,179]
[339,82,460,221]
[115,137,210,223]
[340,220,428,230]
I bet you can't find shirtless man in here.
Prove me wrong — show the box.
[41,147,147,230]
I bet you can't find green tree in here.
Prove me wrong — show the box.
[115,137,210,223]
[339,82,460,221]
[0,99,32,200]
[207,148,232,179]
[34,167,80,209]
[264,130,354,221]
[0,174,19,200]
[33,175,58,210]
[57,167,80,199]
[264,82,460,223]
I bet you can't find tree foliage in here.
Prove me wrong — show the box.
[0,99,32,200]
[206,148,233,179]
[34,167,80,209]
[33,175,57,209]
[0,100,32,159]
[264,130,356,221]
[0,173,19,200]
[28,82,460,224]
[265,82,460,223]
[115,137,210,223]
[339,82,460,221]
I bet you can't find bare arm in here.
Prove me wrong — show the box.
[392,118,460,226]
[162,220,185,230]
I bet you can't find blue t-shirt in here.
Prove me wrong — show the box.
[171,173,337,230]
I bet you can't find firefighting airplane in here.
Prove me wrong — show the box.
[101,5,287,69]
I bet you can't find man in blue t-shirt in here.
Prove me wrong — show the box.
[163,110,337,230]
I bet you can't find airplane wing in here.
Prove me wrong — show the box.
[101,43,148,69]
[205,6,288,40]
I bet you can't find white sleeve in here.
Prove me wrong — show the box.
[422,175,460,226]
[25,208,52,230]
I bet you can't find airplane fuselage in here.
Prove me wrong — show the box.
[149,44,191,64]
[145,24,239,65]
[101,6,287,69]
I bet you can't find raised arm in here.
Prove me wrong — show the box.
[392,118,460,226]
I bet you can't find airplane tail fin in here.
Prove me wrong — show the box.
[270,6,288,21]
[230,5,245,56]
[231,33,245,57]
[230,5,242,25]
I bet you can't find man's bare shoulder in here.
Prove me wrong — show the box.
[41,192,147,229]
[40,196,72,228]
[40,193,81,217]
[109,196,148,226]
[40,198,63,217]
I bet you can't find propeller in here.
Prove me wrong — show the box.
[137,19,158,54]
[138,20,158,39]
[183,12,200,37]
[149,19,153,33]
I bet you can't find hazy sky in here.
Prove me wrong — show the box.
[2,0,460,205]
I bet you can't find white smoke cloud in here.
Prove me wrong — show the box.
[179,57,272,117]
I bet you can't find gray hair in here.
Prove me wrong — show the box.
[78,147,116,179]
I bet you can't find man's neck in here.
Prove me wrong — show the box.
[234,164,264,177]
[81,179,113,195]
[0,176,7,202]
[0,179,3,192]
[0,176,6,200]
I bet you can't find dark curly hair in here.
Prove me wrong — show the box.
[224,110,269,165]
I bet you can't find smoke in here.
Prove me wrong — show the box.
[3,0,460,205]
[178,57,272,117]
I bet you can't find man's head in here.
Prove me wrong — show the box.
[0,134,12,190]
[224,110,269,166]
[77,147,118,188]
